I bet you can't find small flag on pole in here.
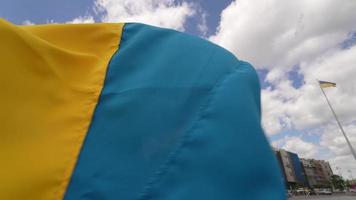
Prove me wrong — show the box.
[317,79,356,160]
[318,80,336,88]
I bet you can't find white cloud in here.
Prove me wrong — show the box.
[320,123,356,178]
[210,0,356,134]
[66,0,195,30]
[210,0,356,71]
[273,136,318,159]
[94,0,195,30]
[49,0,194,30]
[329,155,356,179]
[67,16,95,24]
[262,36,356,180]
[261,80,297,135]
[261,45,356,135]
[320,123,356,157]
[197,12,208,37]
[211,0,356,179]
[22,20,35,25]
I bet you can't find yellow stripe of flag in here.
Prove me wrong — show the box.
[0,19,124,200]
[319,80,336,88]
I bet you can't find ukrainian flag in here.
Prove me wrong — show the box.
[0,19,285,200]
[319,80,336,88]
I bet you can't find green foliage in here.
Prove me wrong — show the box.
[345,180,351,187]
[331,175,345,190]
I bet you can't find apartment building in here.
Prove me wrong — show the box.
[301,158,333,187]
[273,148,309,188]
[273,148,334,188]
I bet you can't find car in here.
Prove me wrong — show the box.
[296,188,305,193]
[317,188,332,195]
[295,188,306,195]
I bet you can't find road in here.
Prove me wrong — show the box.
[290,194,356,200]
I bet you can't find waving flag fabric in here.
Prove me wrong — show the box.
[318,80,336,88]
[0,19,285,200]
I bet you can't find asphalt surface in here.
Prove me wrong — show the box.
[289,194,356,200]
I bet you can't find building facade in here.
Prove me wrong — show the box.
[289,152,309,187]
[301,158,333,187]
[273,148,334,189]
[273,148,309,188]
[301,159,317,186]
[319,160,333,181]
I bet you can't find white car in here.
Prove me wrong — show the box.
[317,188,332,195]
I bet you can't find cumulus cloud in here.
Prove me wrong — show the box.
[197,12,208,37]
[67,0,194,30]
[263,39,356,178]
[262,45,356,135]
[67,16,95,24]
[210,0,356,71]
[93,0,194,30]
[22,20,35,25]
[211,0,356,178]
[273,136,319,158]
[211,0,356,133]
[319,123,356,178]
[320,123,356,157]
[329,155,356,179]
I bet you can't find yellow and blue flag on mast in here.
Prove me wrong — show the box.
[0,19,285,200]
[319,80,336,88]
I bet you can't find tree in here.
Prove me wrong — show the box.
[345,180,351,188]
[331,175,345,190]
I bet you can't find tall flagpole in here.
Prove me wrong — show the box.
[318,82,356,160]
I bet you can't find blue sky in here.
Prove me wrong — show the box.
[181,0,232,36]
[0,0,231,36]
[0,0,95,24]
[1,0,356,177]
